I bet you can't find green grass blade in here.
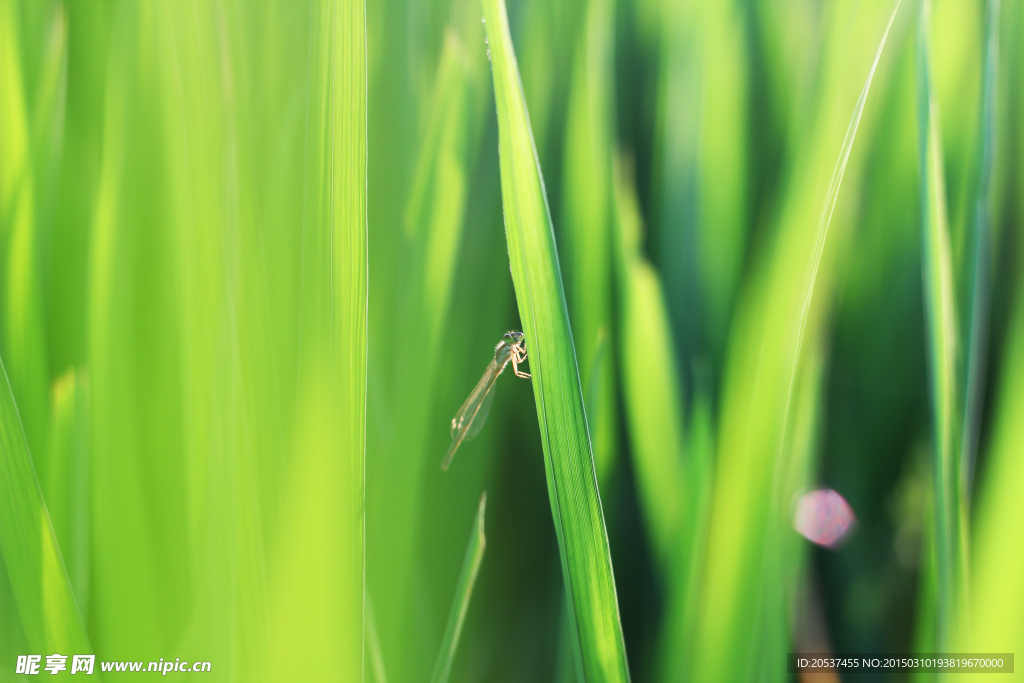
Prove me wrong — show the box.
[430,492,487,683]
[562,0,616,481]
[960,10,1024,646]
[366,12,488,678]
[264,1,366,679]
[0,0,88,660]
[650,0,748,365]
[0,355,91,656]
[611,156,712,683]
[42,369,90,622]
[692,3,901,680]
[405,26,486,357]
[610,156,685,571]
[554,597,581,683]
[960,179,1024,678]
[86,0,365,674]
[695,0,749,353]
[960,0,999,492]
[758,338,828,677]
[47,1,112,377]
[87,4,197,655]
[481,0,630,679]
[366,595,389,683]
[648,0,698,364]
[0,0,50,470]
[517,0,574,160]
[958,6,1021,670]
[916,0,966,650]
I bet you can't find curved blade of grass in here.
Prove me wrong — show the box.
[481,0,630,679]
[693,3,902,680]
[0,355,92,657]
[916,0,966,650]
[430,492,487,683]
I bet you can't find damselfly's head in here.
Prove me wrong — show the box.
[503,330,525,346]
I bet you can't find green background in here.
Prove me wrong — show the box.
[1,0,1022,681]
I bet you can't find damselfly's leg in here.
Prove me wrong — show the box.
[512,346,531,378]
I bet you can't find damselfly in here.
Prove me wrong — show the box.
[442,331,530,470]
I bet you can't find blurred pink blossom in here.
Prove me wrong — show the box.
[793,489,856,548]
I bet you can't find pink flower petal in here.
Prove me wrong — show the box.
[793,489,856,548]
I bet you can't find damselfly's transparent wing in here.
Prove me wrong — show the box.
[442,358,504,470]
[464,381,497,440]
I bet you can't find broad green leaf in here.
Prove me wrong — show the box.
[481,0,630,679]
[263,1,366,679]
[86,4,365,678]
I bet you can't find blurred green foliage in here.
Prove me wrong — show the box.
[1,0,1022,681]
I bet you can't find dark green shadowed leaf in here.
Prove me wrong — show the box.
[610,155,686,572]
[430,492,487,683]
[366,9,489,680]
[481,0,631,679]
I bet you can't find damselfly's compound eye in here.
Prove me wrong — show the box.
[793,489,856,548]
